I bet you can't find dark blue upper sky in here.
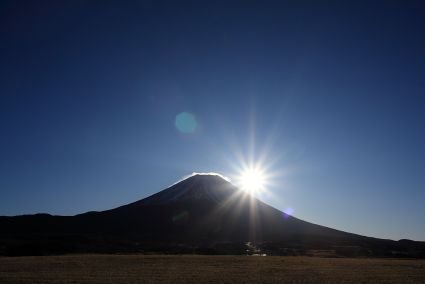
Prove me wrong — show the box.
[1,0,424,240]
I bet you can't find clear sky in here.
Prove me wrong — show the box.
[1,1,424,241]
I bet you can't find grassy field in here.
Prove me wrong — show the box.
[0,255,424,283]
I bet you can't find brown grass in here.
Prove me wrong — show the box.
[0,255,424,283]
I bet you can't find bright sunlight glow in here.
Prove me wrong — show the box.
[239,168,265,194]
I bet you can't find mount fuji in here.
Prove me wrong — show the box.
[0,173,424,257]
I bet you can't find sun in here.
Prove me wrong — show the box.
[239,168,265,194]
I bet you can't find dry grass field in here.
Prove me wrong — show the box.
[0,255,424,283]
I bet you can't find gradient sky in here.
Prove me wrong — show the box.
[1,1,424,241]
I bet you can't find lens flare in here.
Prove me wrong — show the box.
[175,112,197,133]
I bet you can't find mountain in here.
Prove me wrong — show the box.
[1,174,424,257]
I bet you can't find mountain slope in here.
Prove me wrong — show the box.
[0,174,424,257]
[76,174,361,242]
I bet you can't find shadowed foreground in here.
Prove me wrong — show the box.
[0,255,424,283]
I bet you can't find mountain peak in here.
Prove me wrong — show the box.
[182,172,231,183]
[133,173,238,206]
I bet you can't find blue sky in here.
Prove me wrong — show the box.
[1,0,424,240]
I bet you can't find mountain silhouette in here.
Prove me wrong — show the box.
[1,174,424,257]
